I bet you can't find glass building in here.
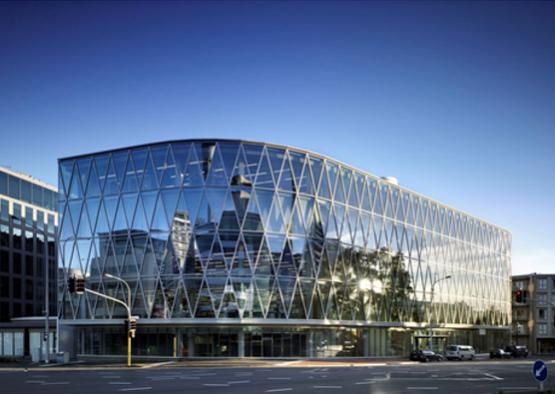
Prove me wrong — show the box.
[0,167,58,358]
[58,140,511,358]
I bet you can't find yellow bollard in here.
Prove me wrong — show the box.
[173,335,177,358]
[128,333,132,367]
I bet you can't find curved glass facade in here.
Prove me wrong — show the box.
[58,140,511,357]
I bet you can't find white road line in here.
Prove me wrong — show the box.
[109,382,132,385]
[118,388,152,392]
[228,380,251,384]
[277,360,303,366]
[268,377,292,380]
[265,389,293,393]
[203,383,230,387]
[179,376,201,379]
[313,385,342,389]
[483,373,503,381]
[25,380,45,384]
[141,361,175,369]
[42,382,70,385]
[497,387,536,391]
[355,381,375,385]
[406,388,438,391]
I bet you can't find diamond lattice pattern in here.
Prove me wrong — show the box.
[58,141,511,326]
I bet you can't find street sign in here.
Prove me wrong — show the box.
[533,360,548,382]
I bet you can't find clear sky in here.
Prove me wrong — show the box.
[1,1,554,275]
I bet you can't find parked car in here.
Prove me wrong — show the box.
[505,345,528,358]
[489,348,512,359]
[409,350,444,362]
[446,345,475,360]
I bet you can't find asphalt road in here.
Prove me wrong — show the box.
[0,359,553,394]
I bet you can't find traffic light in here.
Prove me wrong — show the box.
[68,276,85,294]
[75,277,85,294]
[127,316,138,338]
[68,276,76,293]
[515,290,522,303]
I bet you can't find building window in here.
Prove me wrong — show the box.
[12,203,22,225]
[538,324,548,335]
[539,308,546,319]
[538,278,547,290]
[515,280,524,290]
[12,277,21,299]
[0,199,9,221]
[0,225,8,247]
[25,207,33,228]
[0,276,9,297]
[0,251,8,273]
[538,294,547,305]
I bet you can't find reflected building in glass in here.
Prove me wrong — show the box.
[58,140,511,358]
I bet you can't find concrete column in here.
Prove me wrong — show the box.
[238,330,245,358]
[175,329,181,358]
[363,330,369,357]
[308,331,314,358]
[188,333,194,358]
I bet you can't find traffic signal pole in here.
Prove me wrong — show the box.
[83,288,133,366]
[69,274,136,367]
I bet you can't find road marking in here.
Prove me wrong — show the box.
[142,361,175,369]
[25,380,45,384]
[313,386,342,389]
[355,381,375,385]
[118,388,152,392]
[109,382,132,385]
[406,388,438,391]
[265,389,292,393]
[497,387,536,391]
[483,373,503,381]
[228,380,251,384]
[277,360,303,366]
[179,376,201,379]
[268,377,292,380]
[42,382,70,385]
[203,383,230,387]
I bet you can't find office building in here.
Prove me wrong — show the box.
[57,140,511,358]
[512,273,555,354]
[0,167,57,358]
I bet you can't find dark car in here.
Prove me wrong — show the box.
[409,350,444,362]
[505,345,528,358]
[489,348,512,359]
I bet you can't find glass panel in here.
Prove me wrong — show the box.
[9,175,20,200]
[0,171,7,195]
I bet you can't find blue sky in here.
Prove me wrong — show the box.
[1,1,553,275]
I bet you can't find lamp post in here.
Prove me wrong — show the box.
[103,273,134,367]
[428,275,452,351]
[69,272,136,367]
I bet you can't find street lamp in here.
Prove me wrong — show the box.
[103,273,134,367]
[428,275,452,351]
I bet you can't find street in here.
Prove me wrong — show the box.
[0,359,552,394]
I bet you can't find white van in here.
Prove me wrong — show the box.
[446,345,475,360]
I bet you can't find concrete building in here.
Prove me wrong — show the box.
[512,273,555,354]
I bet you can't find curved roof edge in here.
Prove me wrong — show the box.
[57,138,511,234]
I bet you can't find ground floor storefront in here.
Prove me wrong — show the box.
[0,318,56,359]
[537,338,555,354]
[69,324,510,358]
